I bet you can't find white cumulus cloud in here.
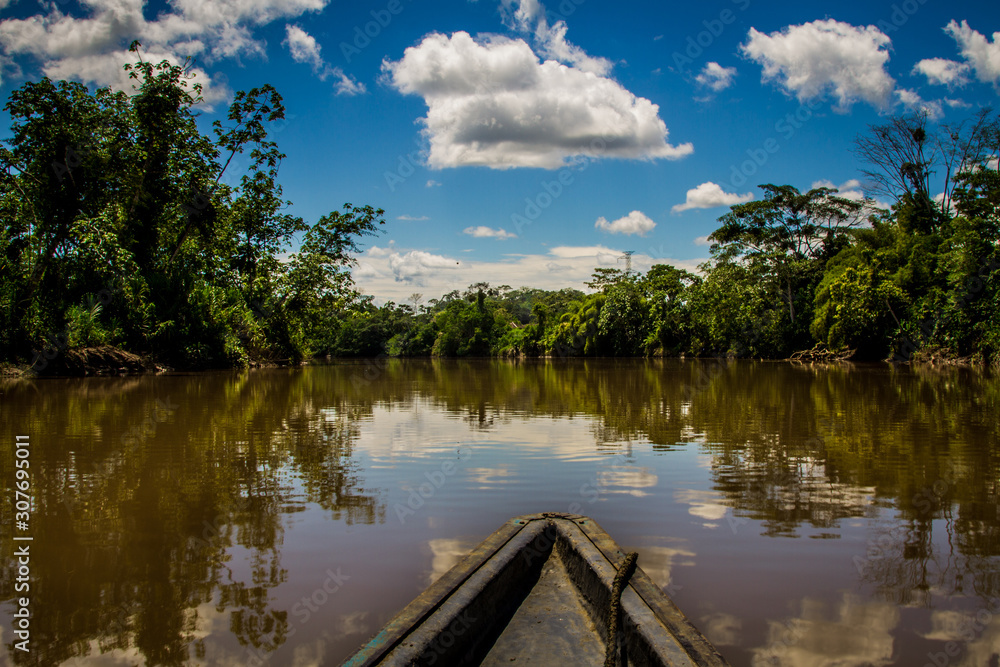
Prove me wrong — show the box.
[594,210,656,236]
[381,31,692,169]
[500,0,546,31]
[813,178,891,211]
[913,57,970,87]
[463,226,517,240]
[387,250,461,284]
[672,182,754,213]
[0,0,332,105]
[943,20,1000,85]
[741,19,895,111]
[365,244,395,258]
[933,191,955,215]
[696,62,737,91]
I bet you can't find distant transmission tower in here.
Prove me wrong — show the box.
[620,250,635,276]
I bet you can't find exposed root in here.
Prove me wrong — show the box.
[907,345,974,366]
[789,343,855,363]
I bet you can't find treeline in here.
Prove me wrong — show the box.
[2,51,998,369]
[327,113,1000,365]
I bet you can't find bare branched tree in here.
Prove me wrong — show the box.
[854,109,998,217]
[937,108,997,215]
[854,111,935,205]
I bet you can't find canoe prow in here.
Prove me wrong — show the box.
[341,512,730,666]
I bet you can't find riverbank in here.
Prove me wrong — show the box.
[2,346,165,378]
[3,344,995,379]
[1,344,314,378]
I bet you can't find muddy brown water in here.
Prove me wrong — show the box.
[1,359,998,666]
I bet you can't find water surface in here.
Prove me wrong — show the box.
[2,359,999,666]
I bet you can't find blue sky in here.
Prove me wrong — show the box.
[1,0,998,303]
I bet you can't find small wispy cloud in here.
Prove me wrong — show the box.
[284,25,365,95]
[811,178,865,201]
[943,20,1000,86]
[463,226,517,240]
[696,62,737,91]
[895,88,943,120]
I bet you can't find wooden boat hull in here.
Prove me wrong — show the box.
[341,512,730,666]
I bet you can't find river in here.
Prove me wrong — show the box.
[1,359,998,666]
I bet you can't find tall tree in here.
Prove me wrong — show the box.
[709,184,864,324]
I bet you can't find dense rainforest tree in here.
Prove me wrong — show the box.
[698,184,866,355]
[1,45,382,368]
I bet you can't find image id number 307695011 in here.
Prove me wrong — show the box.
[12,434,32,652]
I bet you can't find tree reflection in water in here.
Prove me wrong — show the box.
[0,369,384,665]
[0,359,997,665]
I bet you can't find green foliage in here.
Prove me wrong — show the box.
[431,294,505,356]
[1,48,382,368]
[639,265,699,355]
[2,67,996,370]
[598,281,647,355]
[65,301,115,348]
[686,260,787,357]
[387,320,438,357]
[547,293,606,356]
[811,260,905,357]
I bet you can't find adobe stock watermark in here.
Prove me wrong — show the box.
[382,73,514,192]
[892,255,999,363]
[754,618,805,665]
[383,135,430,192]
[534,0,590,27]
[509,138,614,236]
[395,448,474,523]
[724,416,846,537]
[924,597,1000,667]
[62,397,178,521]
[418,609,478,665]
[50,141,96,183]
[671,0,751,76]
[854,479,949,576]
[876,0,932,35]
[727,98,821,191]
[119,397,178,448]
[572,449,635,512]
[340,0,415,64]
[287,566,350,632]
[350,348,391,391]
[510,166,579,236]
